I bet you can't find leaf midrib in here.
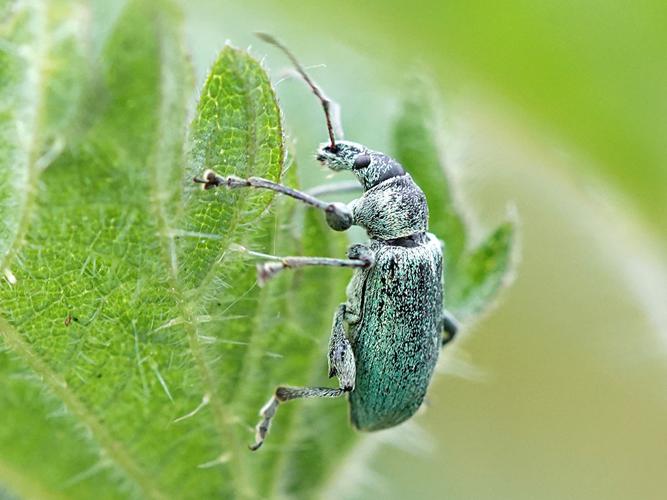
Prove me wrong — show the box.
[144,10,255,498]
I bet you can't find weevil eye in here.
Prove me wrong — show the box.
[353,154,371,169]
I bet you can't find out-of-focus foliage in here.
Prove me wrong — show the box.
[0,0,516,498]
[265,0,667,239]
[393,82,517,322]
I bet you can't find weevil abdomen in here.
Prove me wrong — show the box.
[348,232,443,431]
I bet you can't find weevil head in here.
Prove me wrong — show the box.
[316,140,406,190]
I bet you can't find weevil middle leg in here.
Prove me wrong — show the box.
[256,255,371,285]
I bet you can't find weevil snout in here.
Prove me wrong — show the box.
[316,140,407,190]
[316,140,367,171]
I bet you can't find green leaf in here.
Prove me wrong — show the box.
[218,154,354,498]
[0,0,88,270]
[0,1,283,498]
[232,161,302,496]
[0,3,118,498]
[448,221,517,321]
[392,79,518,322]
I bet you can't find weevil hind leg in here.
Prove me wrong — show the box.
[251,304,356,450]
[250,386,346,451]
[440,309,460,346]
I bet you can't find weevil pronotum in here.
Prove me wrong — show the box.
[194,34,460,450]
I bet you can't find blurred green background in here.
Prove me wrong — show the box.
[112,0,667,498]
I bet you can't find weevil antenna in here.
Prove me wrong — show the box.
[256,32,338,151]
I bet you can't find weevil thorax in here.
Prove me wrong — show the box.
[316,140,429,240]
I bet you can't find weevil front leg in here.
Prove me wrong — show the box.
[194,170,354,231]
[440,309,460,346]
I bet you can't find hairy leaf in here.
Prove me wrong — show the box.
[0,0,88,270]
[392,80,467,269]
[0,0,283,497]
[276,209,352,498]
[0,2,120,498]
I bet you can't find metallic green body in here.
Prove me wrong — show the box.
[347,233,443,430]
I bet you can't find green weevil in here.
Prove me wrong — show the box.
[194,34,459,450]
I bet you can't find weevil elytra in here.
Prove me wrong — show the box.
[194,34,460,450]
